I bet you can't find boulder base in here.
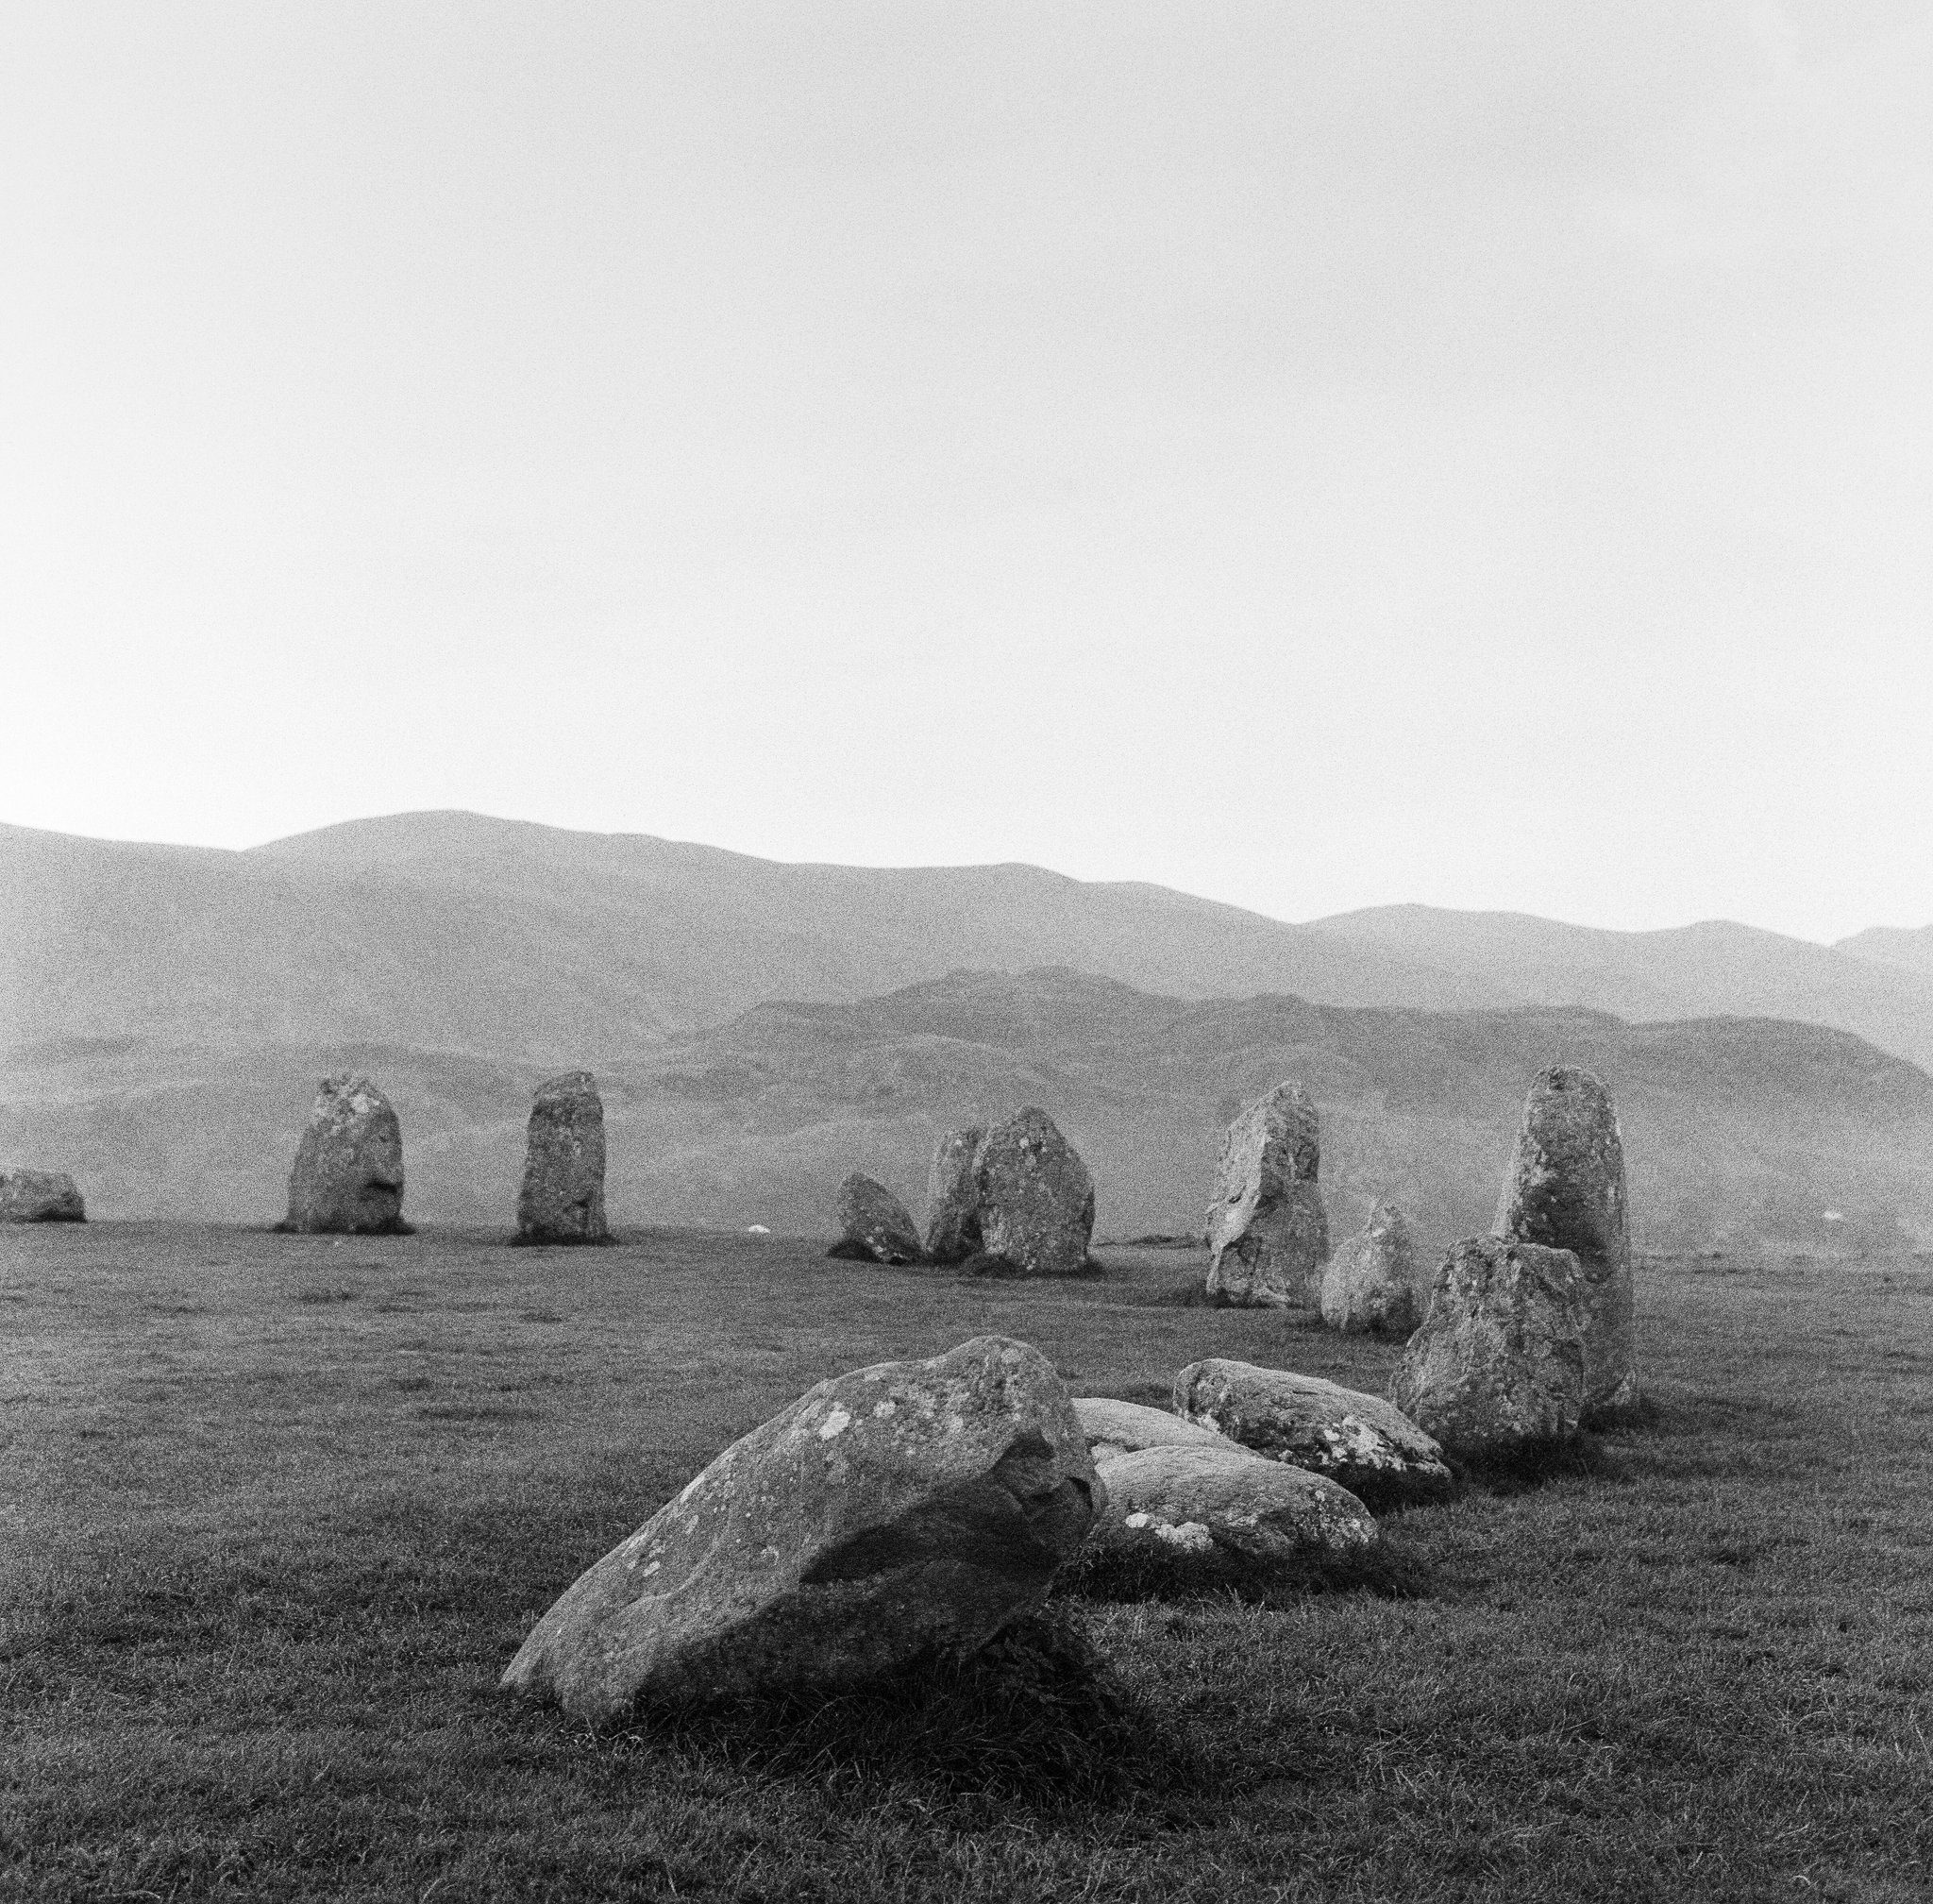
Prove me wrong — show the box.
[1073,1396,1235,1465]
[923,1126,985,1263]
[1205,1083,1329,1306]
[0,1170,85,1223]
[1319,1201,1422,1337]
[280,1075,408,1235]
[832,1173,924,1265]
[973,1109,1095,1276]
[516,1071,610,1244]
[501,1335,1100,1719]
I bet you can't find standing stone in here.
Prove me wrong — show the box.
[972,1108,1095,1276]
[0,1170,85,1223]
[1320,1200,1423,1337]
[501,1335,1101,1719]
[1495,1067,1636,1418]
[1389,1236,1590,1458]
[279,1074,409,1236]
[923,1125,984,1263]
[516,1071,610,1244]
[832,1173,924,1265]
[1204,1081,1330,1306]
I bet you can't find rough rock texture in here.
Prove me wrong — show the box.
[1389,1236,1590,1457]
[1073,1396,1235,1465]
[1091,1443,1376,1568]
[1174,1358,1450,1505]
[972,1108,1095,1276]
[923,1126,985,1263]
[516,1071,610,1244]
[1495,1067,1637,1417]
[0,1170,85,1223]
[1204,1081,1330,1306]
[280,1075,408,1235]
[832,1173,924,1265]
[1319,1200,1422,1337]
[501,1335,1101,1719]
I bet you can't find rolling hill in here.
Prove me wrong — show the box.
[1838,924,1933,980]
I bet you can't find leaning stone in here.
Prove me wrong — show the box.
[516,1071,610,1244]
[1073,1396,1236,1465]
[1204,1082,1330,1306]
[1495,1067,1637,1418]
[923,1126,985,1263]
[0,1170,85,1223]
[831,1173,924,1264]
[973,1108,1095,1276]
[279,1075,409,1235]
[1389,1236,1590,1458]
[1320,1201,1423,1337]
[500,1335,1101,1719]
[1174,1358,1450,1506]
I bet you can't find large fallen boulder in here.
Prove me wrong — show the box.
[1204,1081,1329,1306]
[279,1075,409,1235]
[1073,1396,1235,1465]
[0,1170,85,1223]
[923,1126,985,1263]
[972,1108,1095,1275]
[1389,1236,1590,1458]
[1174,1358,1450,1505]
[830,1173,924,1264]
[501,1336,1100,1719]
[1319,1200,1422,1337]
[1495,1067,1637,1419]
[516,1071,610,1244]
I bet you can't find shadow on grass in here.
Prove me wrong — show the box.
[1056,1529,1432,1609]
[1452,1435,1630,1495]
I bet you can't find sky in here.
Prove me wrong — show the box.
[3,2,1929,943]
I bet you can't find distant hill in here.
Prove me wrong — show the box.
[1838,924,1933,980]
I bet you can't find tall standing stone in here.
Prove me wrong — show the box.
[973,1108,1095,1276]
[832,1173,924,1265]
[0,1170,85,1223]
[924,1125,985,1263]
[1205,1081,1329,1306]
[517,1071,610,1245]
[1320,1200,1422,1337]
[1495,1067,1636,1418]
[280,1074,409,1236]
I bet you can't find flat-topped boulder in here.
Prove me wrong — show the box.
[1072,1396,1235,1465]
[830,1173,924,1265]
[1320,1201,1422,1337]
[279,1075,409,1235]
[516,1071,610,1244]
[1389,1236,1590,1458]
[501,1335,1100,1719]
[1495,1067,1636,1419]
[972,1108,1095,1276]
[1174,1358,1450,1506]
[923,1126,985,1263]
[0,1170,85,1223]
[1204,1082,1329,1306]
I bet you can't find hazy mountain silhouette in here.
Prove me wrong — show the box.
[1837,924,1933,980]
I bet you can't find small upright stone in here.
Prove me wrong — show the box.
[0,1170,85,1223]
[1495,1067,1636,1418]
[924,1126,985,1263]
[1320,1201,1422,1337]
[1205,1081,1329,1306]
[280,1075,409,1235]
[516,1071,610,1244]
[972,1108,1095,1276]
[832,1173,924,1264]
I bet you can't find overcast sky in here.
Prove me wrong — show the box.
[3,2,1928,941]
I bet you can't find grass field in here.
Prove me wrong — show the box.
[4,1222,1931,1903]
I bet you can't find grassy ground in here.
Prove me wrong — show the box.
[3,1222,1931,1903]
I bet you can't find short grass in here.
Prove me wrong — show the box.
[3,1225,1931,1902]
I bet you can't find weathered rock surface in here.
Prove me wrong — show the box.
[832,1173,924,1264]
[501,1335,1101,1718]
[1496,1067,1637,1417]
[1175,1358,1450,1504]
[516,1071,610,1244]
[0,1170,85,1223]
[972,1108,1095,1276]
[1073,1396,1235,1465]
[923,1126,985,1263]
[1389,1236,1590,1457]
[1319,1200,1422,1337]
[1091,1443,1377,1569]
[1204,1081,1330,1306]
[280,1075,408,1235]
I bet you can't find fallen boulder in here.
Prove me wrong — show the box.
[516,1071,610,1245]
[279,1075,409,1235]
[1073,1396,1235,1464]
[973,1108,1095,1276]
[1319,1200,1422,1337]
[1174,1358,1450,1505]
[501,1335,1101,1719]
[1495,1067,1637,1419]
[1204,1081,1329,1306]
[1389,1236,1590,1458]
[830,1173,924,1265]
[0,1169,85,1223]
[923,1126,985,1263]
